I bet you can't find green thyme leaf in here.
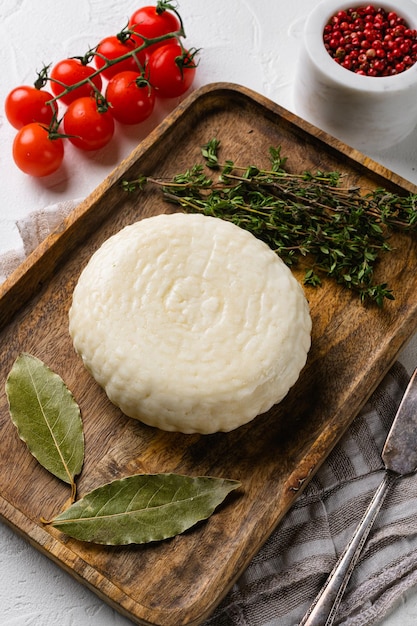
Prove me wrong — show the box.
[122,139,417,305]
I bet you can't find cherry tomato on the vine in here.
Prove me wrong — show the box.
[106,71,156,125]
[128,5,181,53]
[7,4,199,177]
[95,36,147,79]
[50,59,102,105]
[63,96,114,151]
[148,44,197,98]
[13,123,64,177]
[5,86,57,130]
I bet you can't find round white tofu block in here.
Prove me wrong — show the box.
[69,212,312,434]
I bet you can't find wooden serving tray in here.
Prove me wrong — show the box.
[1,83,417,626]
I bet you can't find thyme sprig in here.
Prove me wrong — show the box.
[123,139,417,306]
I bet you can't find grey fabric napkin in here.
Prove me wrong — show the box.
[1,204,417,626]
[206,362,417,626]
[0,199,80,283]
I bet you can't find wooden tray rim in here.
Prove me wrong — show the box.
[1,82,417,625]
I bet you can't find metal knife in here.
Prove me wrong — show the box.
[300,366,417,626]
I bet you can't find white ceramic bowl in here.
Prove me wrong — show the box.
[294,0,417,152]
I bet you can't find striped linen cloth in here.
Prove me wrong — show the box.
[2,203,417,626]
[206,362,417,625]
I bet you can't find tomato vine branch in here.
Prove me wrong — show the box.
[41,30,184,108]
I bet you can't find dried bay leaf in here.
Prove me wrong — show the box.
[51,473,241,545]
[5,355,241,545]
[5,353,84,496]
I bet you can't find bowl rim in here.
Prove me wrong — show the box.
[304,0,417,92]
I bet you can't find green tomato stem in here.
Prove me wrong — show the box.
[44,30,183,107]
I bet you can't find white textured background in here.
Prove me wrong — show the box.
[1,0,417,624]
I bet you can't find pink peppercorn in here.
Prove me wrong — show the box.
[323,5,417,75]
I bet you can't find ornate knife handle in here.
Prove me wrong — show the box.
[299,471,396,626]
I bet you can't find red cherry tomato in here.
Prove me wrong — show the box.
[50,59,102,105]
[128,5,181,53]
[63,97,114,151]
[5,86,57,130]
[148,44,197,98]
[13,123,64,177]
[105,71,156,125]
[95,36,147,79]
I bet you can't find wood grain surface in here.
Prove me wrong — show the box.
[1,83,417,626]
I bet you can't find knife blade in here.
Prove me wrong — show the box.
[382,367,417,475]
[300,365,417,626]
